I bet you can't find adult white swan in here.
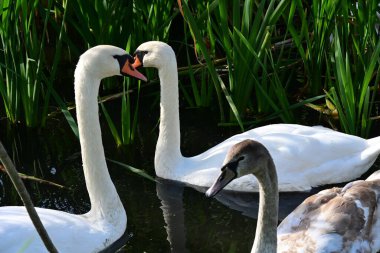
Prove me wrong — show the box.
[206,139,380,253]
[132,41,380,192]
[0,45,146,252]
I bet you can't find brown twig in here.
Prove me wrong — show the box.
[0,165,67,189]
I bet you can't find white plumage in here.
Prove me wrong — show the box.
[132,41,380,192]
[0,45,145,252]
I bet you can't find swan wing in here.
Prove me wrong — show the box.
[366,170,380,181]
[181,124,376,191]
[277,179,380,252]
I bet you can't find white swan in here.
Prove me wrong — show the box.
[0,45,146,252]
[206,139,380,253]
[132,41,380,192]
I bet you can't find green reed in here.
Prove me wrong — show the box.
[180,0,313,126]
[178,23,215,108]
[215,0,291,118]
[65,0,177,146]
[180,0,379,135]
[0,0,66,128]
[285,0,338,95]
[180,0,242,128]
[325,1,380,137]
[1,0,379,141]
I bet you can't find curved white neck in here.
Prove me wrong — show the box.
[74,66,125,223]
[154,59,182,178]
[251,161,278,253]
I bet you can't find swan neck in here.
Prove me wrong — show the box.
[251,159,278,253]
[155,60,182,177]
[74,68,124,222]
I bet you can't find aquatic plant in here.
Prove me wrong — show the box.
[0,0,67,127]
[1,0,379,139]
[326,3,380,137]
[179,0,379,135]
[67,0,177,146]
[286,0,380,137]
[180,0,242,128]
[178,24,215,108]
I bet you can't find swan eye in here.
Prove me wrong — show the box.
[113,54,134,64]
[223,157,242,173]
[134,50,149,61]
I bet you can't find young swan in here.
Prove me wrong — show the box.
[206,139,278,253]
[206,139,380,253]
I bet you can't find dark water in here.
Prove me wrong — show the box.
[1,107,379,253]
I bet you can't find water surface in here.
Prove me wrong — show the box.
[1,108,379,252]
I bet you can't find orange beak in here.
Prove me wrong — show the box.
[121,60,147,82]
[131,55,143,69]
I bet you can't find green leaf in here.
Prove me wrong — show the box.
[106,158,156,182]
[100,103,122,147]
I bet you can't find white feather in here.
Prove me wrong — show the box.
[135,41,380,192]
[0,46,130,252]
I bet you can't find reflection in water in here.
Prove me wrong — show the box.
[2,114,379,252]
[154,163,380,252]
[192,186,314,221]
[0,177,4,202]
[156,178,188,253]
[156,177,313,253]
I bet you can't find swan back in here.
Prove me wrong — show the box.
[179,124,380,192]
[278,179,380,252]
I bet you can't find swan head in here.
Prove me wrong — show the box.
[76,45,147,81]
[132,41,176,70]
[206,139,274,197]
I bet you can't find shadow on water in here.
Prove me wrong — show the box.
[1,107,380,252]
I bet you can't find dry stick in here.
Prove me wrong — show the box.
[0,141,58,253]
[0,165,67,189]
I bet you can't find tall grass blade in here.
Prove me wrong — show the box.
[107,158,156,182]
[181,0,245,128]
[100,103,122,147]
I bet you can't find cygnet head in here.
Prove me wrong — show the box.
[75,45,147,81]
[206,139,275,197]
[132,41,176,70]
